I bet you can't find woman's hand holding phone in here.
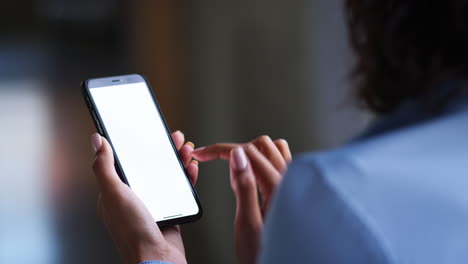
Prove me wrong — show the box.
[91,130,291,264]
[192,136,292,264]
[91,130,198,264]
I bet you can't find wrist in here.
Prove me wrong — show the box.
[128,239,169,264]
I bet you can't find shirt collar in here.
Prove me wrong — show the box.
[355,79,468,141]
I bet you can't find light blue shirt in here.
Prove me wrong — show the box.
[260,80,468,263]
[142,80,468,264]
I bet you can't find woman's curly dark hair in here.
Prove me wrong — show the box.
[346,0,468,114]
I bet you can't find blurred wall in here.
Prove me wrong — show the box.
[188,2,311,264]
[308,0,370,148]
[182,1,368,263]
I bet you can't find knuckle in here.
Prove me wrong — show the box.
[92,155,111,174]
[91,157,103,173]
[270,172,282,187]
[275,138,289,146]
[179,145,189,154]
[237,174,256,190]
[257,135,272,145]
[244,143,258,153]
[174,130,184,137]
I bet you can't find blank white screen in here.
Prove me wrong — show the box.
[90,82,199,222]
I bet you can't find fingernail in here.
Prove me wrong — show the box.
[232,147,247,171]
[185,141,195,148]
[194,146,206,152]
[190,160,199,165]
[91,133,102,153]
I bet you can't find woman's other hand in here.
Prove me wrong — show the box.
[192,136,292,264]
[91,130,198,264]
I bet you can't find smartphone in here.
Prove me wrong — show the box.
[82,74,202,226]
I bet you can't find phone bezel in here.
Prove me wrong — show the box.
[81,73,202,227]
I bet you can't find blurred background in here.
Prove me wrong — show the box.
[0,0,369,263]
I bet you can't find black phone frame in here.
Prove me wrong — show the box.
[81,74,202,227]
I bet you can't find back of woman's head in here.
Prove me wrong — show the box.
[346,0,468,114]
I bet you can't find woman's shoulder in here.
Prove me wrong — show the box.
[289,107,468,183]
[261,148,394,264]
[283,147,356,185]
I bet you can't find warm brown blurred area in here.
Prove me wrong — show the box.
[0,0,368,263]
